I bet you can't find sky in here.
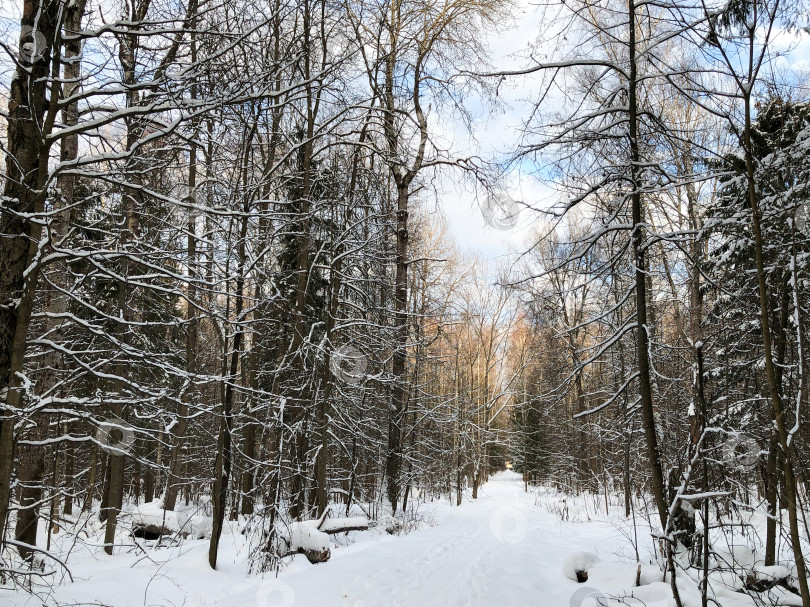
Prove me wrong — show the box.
[435,1,810,265]
[432,1,549,265]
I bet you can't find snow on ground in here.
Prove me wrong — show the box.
[0,471,794,606]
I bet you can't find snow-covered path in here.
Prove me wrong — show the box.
[2,471,650,607]
[3,471,796,606]
[223,471,632,607]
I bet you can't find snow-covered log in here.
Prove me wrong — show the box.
[129,503,213,540]
[284,523,331,563]
[318,517,369,534]
[745,565,795,593]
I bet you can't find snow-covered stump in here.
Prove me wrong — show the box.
[563,551,601,583]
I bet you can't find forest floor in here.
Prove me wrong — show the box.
[0,471,800,606]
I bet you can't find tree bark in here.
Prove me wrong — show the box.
[627,0,668,532]
[165,48,198,510]
[101,0,159,553]
[0,0,63,550]
[743,84,810,604]
[12,0,86,560]
[387,183,409,512]
[209,151,250,568]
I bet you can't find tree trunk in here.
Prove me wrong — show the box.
[209,181,249,568]
[287,0,319,520]
[165,111,198,512]
[63,442,74,517]
[0,0,62,549]
[14,429,47,561]
[743,83,810,605]
[627,0,668,532]
[83,445,97,513]
[387,183,409,513]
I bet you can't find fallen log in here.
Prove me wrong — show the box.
[295,546,331,564]
[284,523,331,564]
[745,565,798,594]
[132,523,176,540]
[281,514,370,563]
[318,517,369,534]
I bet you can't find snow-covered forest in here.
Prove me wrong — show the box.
[0,0,809,604]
